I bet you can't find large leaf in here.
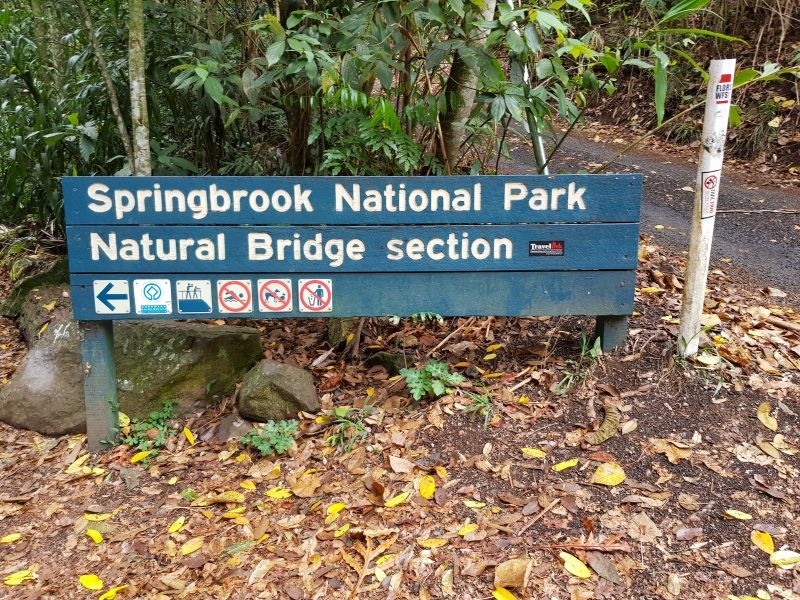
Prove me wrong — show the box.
[653,51,668,126]
[659,0,711,24]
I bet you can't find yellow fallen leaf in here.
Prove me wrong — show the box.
[751,530,774,554]
[770,549,800,569]
[38,322,49,336]
[757,402,778,432]
[3,569,36,586]
[384,491,410,508]
[42,300,57,312]
[183,427,196,445]
[458,523,478,536]
[483,353,497,361]
[86,529,103,544]
[560,551,592,579]
[334,523,350,538]
[376,554,395,565]
[222,507,245,518]
[374,566,386,583]
[79,573,104,590]
[521,447,546,459]
[65,454,91,474]
[118,412,130,428]
[167,476,178,485]
[265,486,292,499]
[418,475,436,500]
[463,500,486,509]
[1,532,21,543]
[168,515,186,534]
[639,286,663,294]
[325,502,346,524]
[553,458,579,472]
[130,450,154,464]
[518,395,530,404]
[239,480,256,491]
[486,343,503,353]
[84,513,112,522]
[417,537,448,548]
[434,465,448,479]
[724,509,752,521]
[98,585,129,600]
[590,462,626,486]
[492,587,519,600]
[180,537,204,556]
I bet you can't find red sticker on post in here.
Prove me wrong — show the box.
[715,73,733,104]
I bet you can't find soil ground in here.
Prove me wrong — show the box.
[1,127,799,599]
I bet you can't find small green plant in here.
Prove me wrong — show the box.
[181,488,198,502]
[121,402,177,453]
[240,420,299,457]
[400,360,466,401]
[462,389,494,429]
[554,333,602,395]
[323,404,375,453]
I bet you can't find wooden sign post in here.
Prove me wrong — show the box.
[64,174,642,448]
[679,59,736,357]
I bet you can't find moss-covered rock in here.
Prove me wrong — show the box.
[238,360,319,422]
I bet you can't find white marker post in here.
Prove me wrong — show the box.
[679,59,736,357]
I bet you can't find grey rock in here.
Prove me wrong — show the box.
[0,313,262,435]
[216,413,255,443]
[238,360,319,422]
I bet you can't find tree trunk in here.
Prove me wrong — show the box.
[439,0,497,173]
[76,0,135,169]
[129,0,152,175]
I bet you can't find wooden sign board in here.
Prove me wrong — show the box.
[64,175,641,323]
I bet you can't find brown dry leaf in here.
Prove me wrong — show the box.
[718,562,752,578]
[493,558,532,588]
[649,438,692,464]
[389,455,415,474]
[289,472,321,498]
[585,551,622,585]
[627,512,662,543]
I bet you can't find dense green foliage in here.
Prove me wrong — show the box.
[240,419,299,456]
[0,0,796,234]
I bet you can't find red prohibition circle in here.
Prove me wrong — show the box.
[299,279,331,311]
[704,175,717,189]
[218,280,251,313]
[259,280,291,311]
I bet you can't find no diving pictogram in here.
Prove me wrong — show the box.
[704,175,718,189]
[298,279,332,312]
[258,279,292,312]
[217,280,252,313]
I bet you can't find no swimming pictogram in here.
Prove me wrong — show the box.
[258,279,292,312]
[217,280,252,313]
[298,279,332,312]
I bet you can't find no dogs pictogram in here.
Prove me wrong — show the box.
[703,174,718,189]
[258,279,292,312]
[298,279,332,312]
[217,280,252,313]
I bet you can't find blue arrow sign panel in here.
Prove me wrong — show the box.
[92,280,130,314]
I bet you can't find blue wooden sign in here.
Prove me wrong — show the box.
[64,175,641,331]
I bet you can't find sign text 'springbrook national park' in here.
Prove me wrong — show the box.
[64,175,642,349]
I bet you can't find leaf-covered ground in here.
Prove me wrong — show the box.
[1,237,799,600]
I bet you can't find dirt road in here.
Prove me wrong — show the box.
[506,130,800,294]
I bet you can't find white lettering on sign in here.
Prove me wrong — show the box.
[503,182,586,211]
[87,183,313,220]
[90,232,225,261]
[247,232,365,268]
[386,233,512,261]
[335,183,482,213]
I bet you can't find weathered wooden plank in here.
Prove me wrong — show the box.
[63,174,642,225]
[70,271,635,321]
[79,321,119,450]
[66,224,639,274]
